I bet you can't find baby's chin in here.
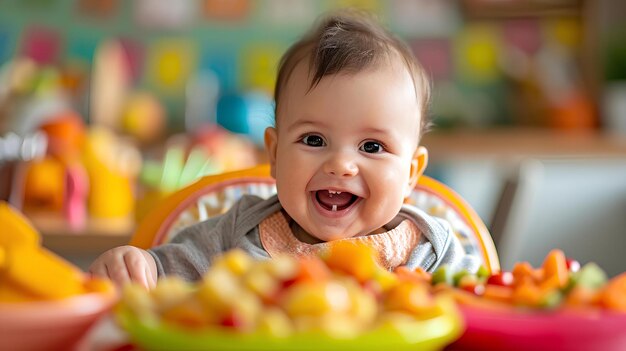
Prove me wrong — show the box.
[307,229,367,243]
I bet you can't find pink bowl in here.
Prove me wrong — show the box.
[449,305,626,351]
[0,288,117,351]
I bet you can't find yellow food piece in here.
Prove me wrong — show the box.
[0,202,39,248]
[3,245,85,299]
[0,283,41,303]
[0,201,92,302]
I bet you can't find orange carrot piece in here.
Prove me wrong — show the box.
[512,280,542,307]
[600,272,626,312]
[483,284,514,304]
[542,249,569,288]
[295,257,331,283]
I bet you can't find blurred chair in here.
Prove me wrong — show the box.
[492,157,626,277]
[131,164,500,272]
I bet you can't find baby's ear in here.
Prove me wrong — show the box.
[264,127,278,178]
[406,146,428,197]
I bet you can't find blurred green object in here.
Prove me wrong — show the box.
[140,145,218,193]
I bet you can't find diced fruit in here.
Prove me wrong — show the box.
[475,265,489,279]
[118,245,456,339]
[458,275,485,296]
[542,249,569,289]
[324,242,379,282]
[372,267,398,291]
[426,250,626,314]
[122,283,156,318]
[281,281,351,317]
[452,269,470,287]
[394,266,429,285]
[243,268,279,302]
[151,276,193,310]
[212,249,253,276]
[197,267,245,315]
[161,298,211,329]
[600,272,626,312]
[564,286,600,309]
[257,307,293,338]
[482,284,514,304]
[431,265,452,286]
[511,279,542,307]
[0,283,40,302]
[566,258,581,273]
[229,292,262,331]
[219,311,245,329]
[266,255,298,280]
[384,281,434,315]
[486,271,514,287]
[571,262,607,290]
[4,245,85,299]
[512,261,535,286]
[539,290,563,309]
[0,202,39,248]
[292,256,331,284]
[0,200,102,303]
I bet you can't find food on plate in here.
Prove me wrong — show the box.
[118,242,462,340]
[428,249,626,312]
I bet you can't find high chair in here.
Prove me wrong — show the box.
[131,164,500,272]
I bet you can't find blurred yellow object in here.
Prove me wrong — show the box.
[3,245,85,299]
[121,92,166,145]
[0,201,87,301]
[82,127,140,219]
[0,202,39,248]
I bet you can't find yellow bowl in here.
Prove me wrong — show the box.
[0,280,117,351]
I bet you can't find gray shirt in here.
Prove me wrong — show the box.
[149,195,480,281]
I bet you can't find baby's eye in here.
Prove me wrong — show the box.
[360,141,384,154]
[301,134,325,147]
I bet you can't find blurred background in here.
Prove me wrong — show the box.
[0,0,625,275]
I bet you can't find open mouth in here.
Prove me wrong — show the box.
[314,190,359,212]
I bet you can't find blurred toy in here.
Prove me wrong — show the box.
[89,39,131,130]
[216,90,274,146]
[192,125,259,172]
[136,126,258,221]
[64,164,88,231]
[21,110,87,219]
[120,91,166,145]
[82,126,141,220]
[38,109,86,162]
[21,156,65,213]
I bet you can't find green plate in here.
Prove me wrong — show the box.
[116,297,463,351]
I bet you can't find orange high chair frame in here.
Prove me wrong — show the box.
[131,164,500,272]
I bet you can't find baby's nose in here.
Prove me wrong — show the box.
[323,152,358,177]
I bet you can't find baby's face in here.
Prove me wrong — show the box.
[265,59,427,241]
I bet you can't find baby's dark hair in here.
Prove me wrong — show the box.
[273,9,431,137]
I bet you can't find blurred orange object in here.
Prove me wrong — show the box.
[550,91,597,130]
[39,110,86,163]
[21,156,65,212]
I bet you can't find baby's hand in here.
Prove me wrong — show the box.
[89,245,157,290]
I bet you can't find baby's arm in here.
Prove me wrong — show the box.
[89,245,157,290]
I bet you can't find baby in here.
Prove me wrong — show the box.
[89,10,480,289]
